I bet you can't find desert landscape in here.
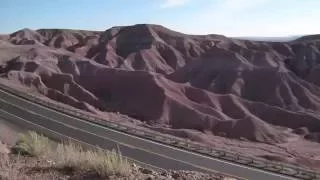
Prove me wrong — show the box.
[1,24,320,171]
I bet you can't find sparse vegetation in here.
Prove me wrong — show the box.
[0,132,236,180]
[0,141,25,180]
[0,148,61,180]
[12,131,130,177]
[54,142,130,176]
[13,131,51,156]
[0,154,20,180]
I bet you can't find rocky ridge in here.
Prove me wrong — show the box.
[1,24,320,169]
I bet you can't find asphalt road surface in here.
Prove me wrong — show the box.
[0,88,299,180]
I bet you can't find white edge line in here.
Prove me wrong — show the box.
[0,89,300,180]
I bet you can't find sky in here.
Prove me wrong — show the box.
[1,0,320,37]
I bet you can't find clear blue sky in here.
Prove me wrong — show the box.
[1,0,320,36]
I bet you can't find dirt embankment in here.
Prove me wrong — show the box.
[1,24,320,170]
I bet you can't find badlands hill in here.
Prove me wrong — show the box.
[1,24,320,169]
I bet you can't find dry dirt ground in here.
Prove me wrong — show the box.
[0,140,235,180]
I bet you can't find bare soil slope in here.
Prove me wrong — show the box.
[1,24,320,170]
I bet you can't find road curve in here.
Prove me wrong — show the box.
[0,88,299,180]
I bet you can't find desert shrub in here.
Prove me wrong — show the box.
[12,131,130,177]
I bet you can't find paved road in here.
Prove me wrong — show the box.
[0,88,298,180]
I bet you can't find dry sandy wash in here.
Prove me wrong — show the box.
[1,24,320,170]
